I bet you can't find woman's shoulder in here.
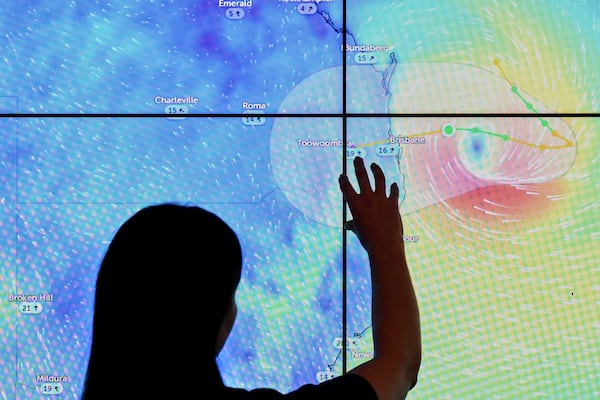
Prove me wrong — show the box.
[222,373,377,400]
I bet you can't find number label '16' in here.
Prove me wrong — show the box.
[376,144,400,157]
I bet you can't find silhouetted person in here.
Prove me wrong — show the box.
[81,157,421,399]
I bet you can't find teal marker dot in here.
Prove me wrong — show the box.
[472,127,480,133]
[526,103,534,110]
[442,123,456,137]
[511,86,518,93]
[541,120,549,128]
[501,134,509,141]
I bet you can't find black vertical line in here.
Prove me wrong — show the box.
[14,98,20,400]
[341,0,348,376]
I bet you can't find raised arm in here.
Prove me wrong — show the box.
[339,157,421,400]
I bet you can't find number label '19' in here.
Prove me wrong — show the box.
[346,148,366,159]
[39,383,64,395]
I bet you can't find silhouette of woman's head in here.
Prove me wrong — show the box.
[82,203,242,398]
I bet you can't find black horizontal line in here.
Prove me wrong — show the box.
[1,112,599,118]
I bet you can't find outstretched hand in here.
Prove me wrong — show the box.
[338,157,404,254]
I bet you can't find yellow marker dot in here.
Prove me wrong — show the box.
[551,130,559,136]
[493,58,500,65]
[539,145,547,150]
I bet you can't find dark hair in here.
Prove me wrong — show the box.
[82,203,242,398]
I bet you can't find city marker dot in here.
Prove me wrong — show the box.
[442,123,456,137]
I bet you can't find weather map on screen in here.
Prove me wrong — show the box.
[1,1,599,399]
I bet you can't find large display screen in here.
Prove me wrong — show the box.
[1,1,598,399]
